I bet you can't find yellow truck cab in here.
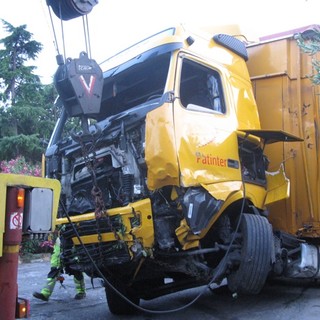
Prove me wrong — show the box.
[45,24,315,314]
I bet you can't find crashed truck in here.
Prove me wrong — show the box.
[44,24,320,314]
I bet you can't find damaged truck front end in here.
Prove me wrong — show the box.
[45,26,301,313]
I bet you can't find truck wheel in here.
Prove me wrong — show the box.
[105,282,140,315]
[227,213,273,294]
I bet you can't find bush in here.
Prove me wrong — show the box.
[20,237,54,256]
[0,155,41,176]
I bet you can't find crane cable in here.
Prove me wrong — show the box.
[82,14,92,59]
[46,0,93,63]
[58,2,67,61]
[47,3,61,58]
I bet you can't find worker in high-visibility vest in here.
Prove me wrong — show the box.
[33,236,86,301]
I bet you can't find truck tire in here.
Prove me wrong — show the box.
[227,213,273,294]
[105,282,140,315]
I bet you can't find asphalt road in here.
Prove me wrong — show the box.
[17,258,320,320]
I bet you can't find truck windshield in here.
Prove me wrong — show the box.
[97,50,171,121]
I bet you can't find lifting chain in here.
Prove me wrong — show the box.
[76,134,105,260]
[75,127,120,245]
[77,135,106,219]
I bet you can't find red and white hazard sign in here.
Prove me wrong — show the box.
[10,212,23,230]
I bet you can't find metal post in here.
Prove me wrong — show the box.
[0,187,24,320]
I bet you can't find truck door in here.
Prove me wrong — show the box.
[173,55,242,191]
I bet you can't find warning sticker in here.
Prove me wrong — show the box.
[10,212,23,230]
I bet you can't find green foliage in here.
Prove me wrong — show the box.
[20,238,41,255]
[0,19,42,103]
[0,134,43,162]
[0,20,58,162]
[296,28,320,85]
[20,238,53,256]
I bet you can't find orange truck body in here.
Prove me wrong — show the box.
[247,25,320,238]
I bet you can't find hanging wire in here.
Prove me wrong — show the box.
[86,14,92,58]
[47,4,61,56]
[82,16,89,56]
[82,14,92,58]
[58,1,67,61]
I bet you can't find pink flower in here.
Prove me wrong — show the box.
[40,240,54,248]
[0,156,42,176]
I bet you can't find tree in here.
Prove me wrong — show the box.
[0,20,57,162]
[0,19,42,104]
[296,27,320,85]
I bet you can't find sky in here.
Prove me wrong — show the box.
[0,0,319,84]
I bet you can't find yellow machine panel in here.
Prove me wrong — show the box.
[0,174,61,257]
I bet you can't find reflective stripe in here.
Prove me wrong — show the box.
[50,242,61,268]
[41,277,57,298]
[74,277,86,294]
[3,245,19,253]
